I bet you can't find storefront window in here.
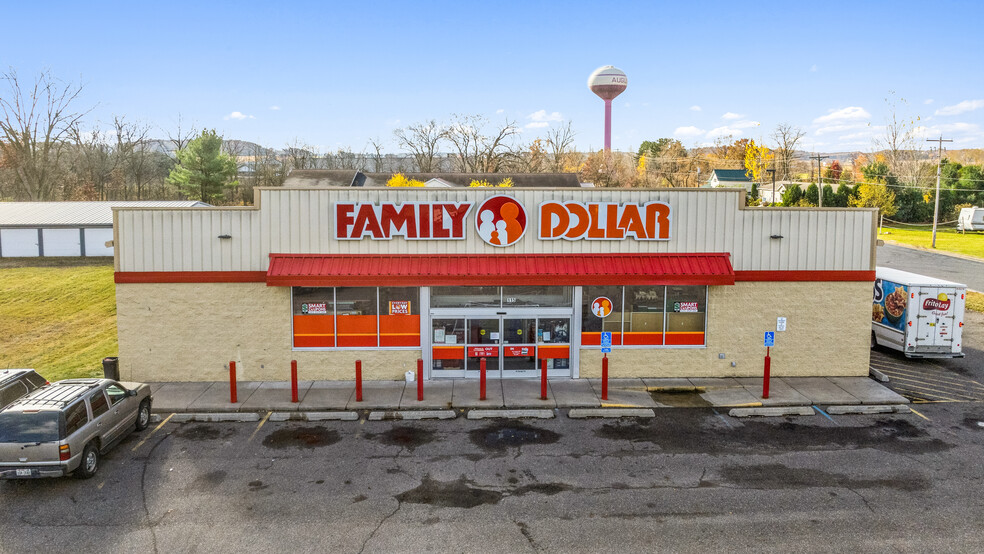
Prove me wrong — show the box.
[624,285,665,345]
[292,287,420,349]
[432,318,465,370]
[581,286,623,345]
[537,317,571,370]
[292,287,334,348]
[379,287,421,347]
[431,286,500,308]
[502,286,572,307]
[665,286,706,345]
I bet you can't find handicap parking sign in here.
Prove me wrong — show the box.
[764,331,775,347]
[601,331,612,353]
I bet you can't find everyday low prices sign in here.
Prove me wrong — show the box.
[389,301,410,315]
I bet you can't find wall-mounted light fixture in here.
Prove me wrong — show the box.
[218,234,232,239]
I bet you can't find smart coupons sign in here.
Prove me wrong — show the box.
[334,196,671,243]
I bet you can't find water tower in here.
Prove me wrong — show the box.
[588,66,627,151]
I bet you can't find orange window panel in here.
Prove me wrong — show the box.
[293,315,334,348]
[433,346,465,360]
[665,332,705,346]
[623,332,665,346]
[380,315,421,347]
[336,315,378,347]
[538,345,569,359]
[581,332,623,346]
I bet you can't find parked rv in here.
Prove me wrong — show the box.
[957,206,984,232]
[872,267,966,358]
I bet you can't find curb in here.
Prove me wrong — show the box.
[869,368,890,382]
[170,412,261,423]
[825,404,912,415]
[368,410,457,421]
[466,409,555,420]
[270,411,360,421]
[729,406,815,418]
[568,408,656,418]
[881,239,984,264]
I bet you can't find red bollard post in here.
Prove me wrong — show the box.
[480,357,487,401]
[540,358,548,400]
[229,361,237,404]
[290,360,299,403]
[763,346,771,399]
[601,353,609,401]
[355,360,363,402]
[417,358,424,401]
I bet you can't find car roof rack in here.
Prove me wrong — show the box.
[12,381,103,408]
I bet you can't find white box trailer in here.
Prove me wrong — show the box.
[872,267,966,358]
[957,206,984,231]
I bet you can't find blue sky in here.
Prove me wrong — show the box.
[5,0,984,154]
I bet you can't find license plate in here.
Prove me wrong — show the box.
[15,469,31,477]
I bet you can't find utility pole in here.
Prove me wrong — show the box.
[812,153,829,207]
[927,135,953,248]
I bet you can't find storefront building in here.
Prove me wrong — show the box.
[113,186,877,382]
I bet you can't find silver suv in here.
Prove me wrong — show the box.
[0,369,48,411]
[0,379,152,479]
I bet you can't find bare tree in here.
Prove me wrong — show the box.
[0,69,90,200]
[367,138,385,172]
[394,119,444,172]
[771,123,805,181]
[875,93,928,186]
[443,114,519,173]
[113,116,153,199]
[545,121,579,172]
[164,114,197,161]
[68,124,119,200]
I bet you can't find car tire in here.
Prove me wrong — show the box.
[74,443,99,479]
[135,400,151,431]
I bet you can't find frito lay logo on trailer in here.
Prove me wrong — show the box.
[923,294,951,312]
[475,196,527,247]
[538,201,671,241]
[335,202,473,240]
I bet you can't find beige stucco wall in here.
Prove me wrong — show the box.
[117,280,871,382]
[580,281,872,378]
[116,282,420,382]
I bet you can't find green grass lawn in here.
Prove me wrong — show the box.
[968,291,984,314]
[879,225,984,259]
[0,265,117,381]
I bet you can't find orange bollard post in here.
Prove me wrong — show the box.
[480,357,487,401]
[355,360,363,402]
[417,358,424,401]
[540,358,548,400]
[290,360,299,402]
[229,361,237,403]
[601,353,608,401]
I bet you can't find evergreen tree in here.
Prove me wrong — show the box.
[166,129,239,204]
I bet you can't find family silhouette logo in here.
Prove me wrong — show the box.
[591,297,613,318]
[476,196,527,247]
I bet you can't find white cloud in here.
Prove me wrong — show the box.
[224,111,254,121]
[495,108,505,114]
[689,105,701,112]
[674,126,705,138]
[813,106,871,124]
[810,64,818,72]
[732,120,760,129]
[706,126,742,138]
[527,109,563,122]
[721,112,743,120]
[923,99,934,105]
[935,99,984,116]
[269,105,281,111]
[524,121,550,129]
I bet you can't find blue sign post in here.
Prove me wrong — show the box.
[600,332,612,353]
[764,332,775,347]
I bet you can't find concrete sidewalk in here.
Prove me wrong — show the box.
[148,376,907,414]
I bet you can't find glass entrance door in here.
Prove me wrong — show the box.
[502,317,537,376]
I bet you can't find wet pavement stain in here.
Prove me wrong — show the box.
[178,424,235,441]
[261,426,341,450]
[397,476,503,508]
[352,494,367,503]
[511,483,572,496]
[469,423,561,451]
[717,463,930,492]
[595,412,953,455]
[248,480,268,491]
[649,390,713,408]
[367,426,436,451]
[190,470,227,491]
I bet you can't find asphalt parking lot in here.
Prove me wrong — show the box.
[2,399,984,552]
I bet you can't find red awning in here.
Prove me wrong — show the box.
[266,253,735,287]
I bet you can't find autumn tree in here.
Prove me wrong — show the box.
[637,138,688,187]
[545,121,580,172]
[851,181,897,229]
[743,139,773,183]
[166,129,239,204]
[0,69,90,200]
